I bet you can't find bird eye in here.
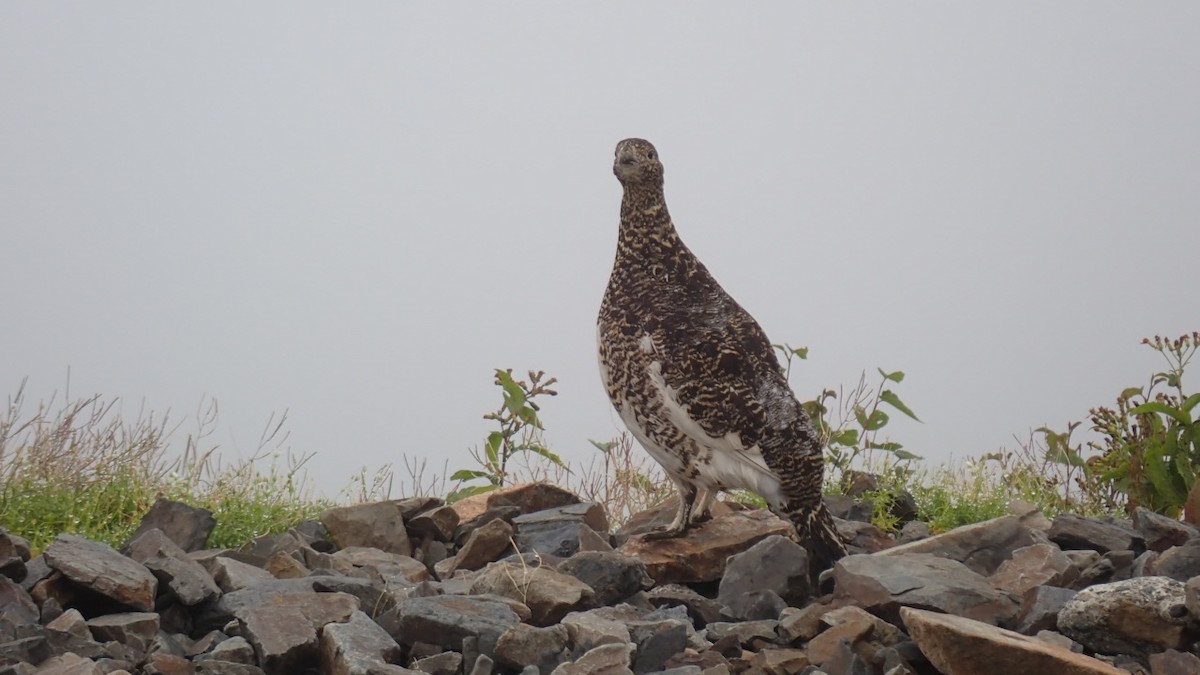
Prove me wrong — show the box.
[647,151,656,160]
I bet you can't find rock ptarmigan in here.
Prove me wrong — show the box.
[597,138,848,569]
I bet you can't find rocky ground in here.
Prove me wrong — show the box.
[3,483,1200,675]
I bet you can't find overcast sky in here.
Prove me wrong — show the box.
[3,4,1198,498]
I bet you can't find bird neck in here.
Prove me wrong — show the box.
[617,185,681,258]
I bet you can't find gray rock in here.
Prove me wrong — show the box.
[718,535,810,611]
[1011,585,1077,635]
[617,510,792,584]
[514,504,610,558]
[320,610,403,675]
[408,505,461,543]
[470,561,595,626]
[194,578,320,632]
[645,585,723,628]
[1132,507,1199,552]
[900,607,1125,675]
[321,501,413,557]
[395,594,521,656]
[25,652,105,675]
[897,521,931,544]
[1149,541,1200,581]
[1048,514,1143,554]
[44,534,158,611]
[1149,649,1200,675]
[86,612,160,655]
[332,547,431,586]
[561,608,633,653]
[204,636,257,664]
[833,553,1018,626]
[0,528,29,582]
[550,642,634,675]
[988,543,1077,595]
[126,498,217,552]
[204,555,276,592]
[411,651,464,675]
[238,605,319,674]
[703,620,778,647]
[876,515,1038,575]
[558,551,652,607]
[0,574,39,628]
[721,589,786,622]
[443,518,515,576]
[126,528,221,605]
[494,623,570,674]
[627,616,688,674]
[195,660,268,675]
[1058,576,1193,657]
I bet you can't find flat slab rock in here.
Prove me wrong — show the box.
[43,534,158,612]
[901,607,1125,675]
[616,510,792,584]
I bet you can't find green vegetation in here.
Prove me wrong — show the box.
[2,333,1194,552]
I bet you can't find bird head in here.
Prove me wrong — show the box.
[613,138,663,189]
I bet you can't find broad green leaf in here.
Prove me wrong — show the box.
[1144,444,1183,508]
[1119,386,1144,402]
[485,432,504,465]
[516,406,543,428]
[496,370,527,414]
[862,409,889,431]
[831,429,859,446]
[589,439,616,454]
[1174,445,1196,491]
[879,390,920,422]
[1181,393,1200,414]
[447,484,496,504]
[878,368,905,383]
[1130,401,1191,425]
[1046,443,1087,468]
[791,346,809,360]
[854,406,869,429]
[450,469,489,482]
[892,449,923,461]
[868,441,902,451]
[523,443,568,468]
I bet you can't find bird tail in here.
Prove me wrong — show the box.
[795,501,848,570]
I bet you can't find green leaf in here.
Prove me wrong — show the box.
[1045,443,1087,468]
[516,406,543,429]
[1119,386,1144,402]
[1181,393,1200,414]
[877,368,905,383]
[862,409,889,431]
[868,441,902,451]
[496,370,527,414]
[830,429,859,446]
[791,346,809,360]
[891,449,923,461]
[1130,401,1191,425]
[1143,443,1183,508]
[447,484,496,504]
[589,438,616,454]
[879,390,920,422]
[485,432,504,465]
[450,469,489,482]
[522,443,568,468]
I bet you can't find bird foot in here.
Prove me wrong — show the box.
[640,525,689,541]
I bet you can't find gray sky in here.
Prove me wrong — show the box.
[3,4,1198,498]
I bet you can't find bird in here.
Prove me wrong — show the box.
[597,137,848,570]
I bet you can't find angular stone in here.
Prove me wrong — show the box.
[321,501,413,557]
[470,561,595,626]
[1150,541,1200,581]
[320,610,403,675]
[453,483,582,524]
[264,551,309,579]
[549,642,634,675]
[1132,507,1199,552]
[126,528,221,605]
[86,612,160,655]
[514,503,610,558]
[833,553,1017,626]
[557,551,652,607]
[821,605,907,646]
[0,574,39,626]
[718,535,810,611]
[194,578,319,632]
[989,543,1077,596]
[704,619,778,648]
[646,585,723,628]
[234,591,360,630]
[776,602,830,643]
[408,505,461,543]
[1149,649,1200,675]
[127,498,217,552]
[446,518,515,576]
[195,661,268,675]
[561,609,633,653]
[1012,585,1077,635]
[617,510,791,584]
[806,616,873,668]
[44,534,157,611]
[628,614,687,674]
[839,519,897,553]
[240,605,318,675]
[494,623,569,673]
[207,636,257,664]
[411,651,464,675]
[577,525,614,553]
[722,589,786,621]
[1058,576,1192,657]
[0,528,28,582]
[395,595,521,655]
[615,497,739,543]
[876,515,1038,575]
[749,648,810,673]
[333,547,431,585]
[28,652,105,675]
[901,607,1123,675]
[205,555,276,592]
[1048,514,1143,554]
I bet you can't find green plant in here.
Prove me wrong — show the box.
[449,369,564,502]
[1082,332,1200,516]
[576,433,673,526]
[774,344,922,492]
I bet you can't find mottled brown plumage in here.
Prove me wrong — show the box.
[597,138,847,569]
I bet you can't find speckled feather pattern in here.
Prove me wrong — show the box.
[597,138,847,567]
